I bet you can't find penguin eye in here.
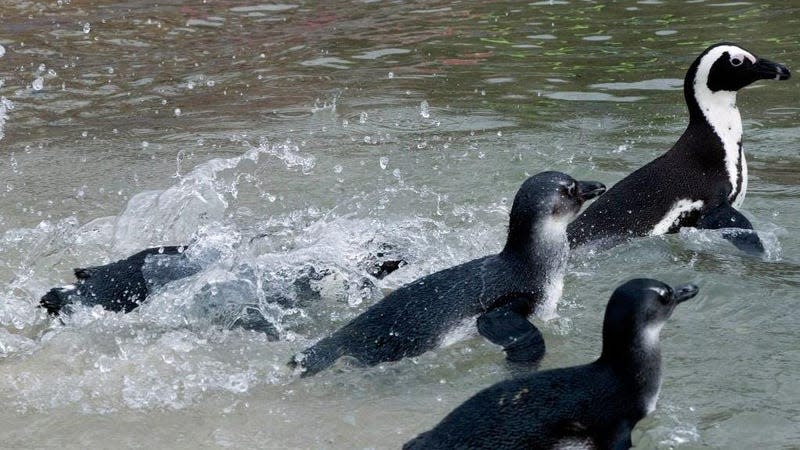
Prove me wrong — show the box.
[659,286,673,304]
[730,57,743,67]
[568,183,578,197]
[648,286,671,303]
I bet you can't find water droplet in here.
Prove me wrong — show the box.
[0,45,5,58]
[83,22,91,34]
[31,77,44,91]
[379,156,388,169]
[419,100,430,118]
[333,164,343,174]
[206,80,215,87]
[387,71,394,79]
[174,108,182,116]
[186,81,195,90]
[359,111,368,124]
[81,131,88,137]
[141,141,149,149]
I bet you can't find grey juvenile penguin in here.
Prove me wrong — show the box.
[292,171,605,376]
[404,278,698,450]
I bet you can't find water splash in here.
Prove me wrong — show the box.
[0,97,13,141]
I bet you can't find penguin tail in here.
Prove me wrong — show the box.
[288,338,345,378]
[39,284,78,315]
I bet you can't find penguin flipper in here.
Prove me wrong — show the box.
[696,203,764,255]
[477,301,545,366]
[602,420,633,450]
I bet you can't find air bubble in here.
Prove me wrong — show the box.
[379,156,389,170]
[32,77,44,91]
[83,22,91,34]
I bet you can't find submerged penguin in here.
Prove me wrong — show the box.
[404,278,698,450]
[39,242,406,328]
[568,43,790,254]
[291,171,606,376]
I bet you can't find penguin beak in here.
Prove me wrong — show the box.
[753,58,791,81]
[672,283,699,304]
[577,180,606,201]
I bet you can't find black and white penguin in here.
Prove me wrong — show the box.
[568,43,791,254]
[404,278,699,450]
[290,172,606,376]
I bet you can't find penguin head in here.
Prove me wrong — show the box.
[686,43,790,116]
[602,279,698,353]
[505,171,605,252]
[699,43,790,91]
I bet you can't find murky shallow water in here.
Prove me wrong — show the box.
[1,1,799,448]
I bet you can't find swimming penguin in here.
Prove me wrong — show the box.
[290,172,606,376]
[404,278,698,450]
[39,246,200,315]
[568,43,790,254]
[39,242,406,320]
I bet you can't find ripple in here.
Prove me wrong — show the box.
[528,34,557,40]
[583,35,612,42]
[300,57,352,69]
[352,48,411,60]
[484,77,515,84]
[230,4,299,13]
[590,78,683,91]
[543,91,646,102]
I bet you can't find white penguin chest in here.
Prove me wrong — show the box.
[694,82,747,207]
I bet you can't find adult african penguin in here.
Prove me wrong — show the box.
[404,278,699,450]
[568,43,790,254]
[290,172,606,376]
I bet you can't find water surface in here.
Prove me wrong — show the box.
[1,1,799,448]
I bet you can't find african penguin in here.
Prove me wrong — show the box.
[568,43,790,254]
[39,242,406,330]
[404,278,699,450]
[290,172,606,376]
[39,246,200,315]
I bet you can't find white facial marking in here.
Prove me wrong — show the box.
[694,45,755,206]
[534,215,570,321]
[539,213,572,242]
[439,315,478,347]
[642,322,664,350]
[642,321,665,414]
[650,199,705,235]
[647,286,668,297]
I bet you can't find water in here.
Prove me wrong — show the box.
[1,1,799,448]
